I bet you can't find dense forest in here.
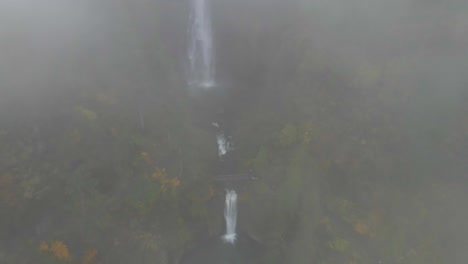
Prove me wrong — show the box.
[1,0,468,263]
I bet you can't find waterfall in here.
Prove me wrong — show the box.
[214,123,232,157]
[188,0,215,89]
[217,132,233,157]
[216,133,227,156]
[222,190,237,244]
[188,0,238,247]
[215,130,237,244]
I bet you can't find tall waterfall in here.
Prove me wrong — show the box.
[189,0,237,246]
[222,190,238,244]
[188,0,215,89]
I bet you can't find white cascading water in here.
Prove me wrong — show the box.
[214,124,237,244]
[190,0,237,245]
[213,123,232,157]
[188,0,215,89]
[216,132,228,157]
[222,189,237,244]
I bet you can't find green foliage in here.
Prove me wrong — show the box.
[251,146,269,174]
[278,148,305,214]
[176,218,193,246]
[327,238,351,253]
[276,124,297,147]
[76,107,98,121]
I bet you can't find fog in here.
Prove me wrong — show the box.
[0,0,467,263]
[2,0,467,100]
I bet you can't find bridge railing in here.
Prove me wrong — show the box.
[213,173,257,182]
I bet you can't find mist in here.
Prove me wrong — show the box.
[0,0,467,263]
